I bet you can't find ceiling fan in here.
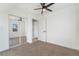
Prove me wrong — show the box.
[34,3,55,14]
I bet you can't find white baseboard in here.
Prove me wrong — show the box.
[39,39,79,51]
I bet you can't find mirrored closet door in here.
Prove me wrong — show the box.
[8,14,26,48]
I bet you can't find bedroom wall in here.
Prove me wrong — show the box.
[0,4,9,51]
[47,4,77,50]
[76,3,79,51]
[38,3,79,50]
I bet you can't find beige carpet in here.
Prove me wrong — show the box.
[0,40,79,56]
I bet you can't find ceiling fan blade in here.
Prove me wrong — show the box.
[41,3,45,6]
[40,3,43,7]
[46,8,52,12]
[34,8,42,10]
[40,3,45,8]
[42,3,45,6]
[46,3,55,7]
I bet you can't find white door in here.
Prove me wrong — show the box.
[39,17,47,42]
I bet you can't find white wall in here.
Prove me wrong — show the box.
[47,4,77,50]
[39,4,79,50]
[76,4,79,50]
[0,4,9,51]
[26,15,32,43]
[78,4,79,51]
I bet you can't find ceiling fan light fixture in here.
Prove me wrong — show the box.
[43,9,46,11]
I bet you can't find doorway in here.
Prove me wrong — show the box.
[8,14,26,48]
[32,19,39,42]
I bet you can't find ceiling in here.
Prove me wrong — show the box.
[6,3,76,17]
[8,3,75,11]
